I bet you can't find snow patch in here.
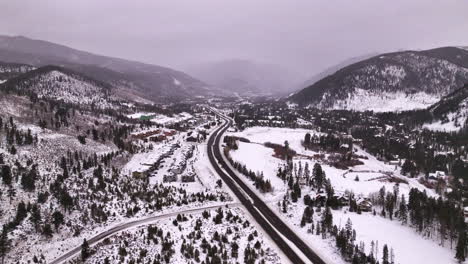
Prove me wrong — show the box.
[126,112,156,119]
[326,89,440,112]
[423,105,468,132]
[173,77,181,86]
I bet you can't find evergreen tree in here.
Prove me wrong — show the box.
[455,220,466,262]
[81,238,90,260]
[304,133,311,147]
[14,201,27,226]
[42,224,53,238]
[382,244,389,264]
[30,204,42,231]
[0,166,11,186]
[52,211,65,230]
[0,226,10,264]
[312,163,324,190]
[21,167,37,191]
[398,195,408,225]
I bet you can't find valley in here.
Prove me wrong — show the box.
[0,32,467,264]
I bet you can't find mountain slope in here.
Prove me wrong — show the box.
[1,65,121,108]
[0,35,213,101]
[290,47,468,112]
[423,84,468,132]
[185,59,305,96]
[295,52,379,92]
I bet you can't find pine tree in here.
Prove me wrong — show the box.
[42,224,53,238]
[345,218,353,240]
[304,133,311,147]
[282,198,287,213]
[0,226,10,264]
[81,238,90,260]
[455,221,466,262]
[398,195,408,224]
[30,204,42,232]
[0,166,11,186]
[312,163,324,190]
[382,244,389,264]
[52,211,64,230]
[14,201,27,226]
[304,162,310,185]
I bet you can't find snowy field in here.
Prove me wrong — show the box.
[230,142,285,191]
[126,111,193,125]
[228,126,322,155]
[333,210,461,264]
[151,112,193,125]
[226,126,448,264]
[228,127,434,199]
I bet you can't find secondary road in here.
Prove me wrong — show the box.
[49,202,239,264]
[208,109,327,264]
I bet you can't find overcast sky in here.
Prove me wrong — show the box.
[1,0,468,77]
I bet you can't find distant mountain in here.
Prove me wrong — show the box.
[0,35,215,101]
[185,59,305,96]
[289,47,468,112]
[294,52,379,93]
[422,84,468,132]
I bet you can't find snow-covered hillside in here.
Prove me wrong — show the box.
[423,108,468,132]
[290,47,468,112]
[423,84,468,132]
[2,66,117,108]
[329,90,440,112]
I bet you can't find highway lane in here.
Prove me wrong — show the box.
[208,110,327,264]
[49,202,239,264]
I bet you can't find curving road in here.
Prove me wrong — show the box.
[208,109,327,264]
[49,203,238,264]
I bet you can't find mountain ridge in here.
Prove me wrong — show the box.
[0,35,215,101]
[289,47,468,112]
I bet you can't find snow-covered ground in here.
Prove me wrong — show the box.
[20,70,115,108]
[333,209,460,264]
[225,126,447,264]
[228,127,434,199]
[423,119,463,132]
[328,90,440,113]
[151,112,193,125]
[230,142,287,200]
[80,207,285,264]
[423,107,468,132]
[0,101,228,263]
[126,112,156,119]
[126,111,193,125]
[228,126,321,155]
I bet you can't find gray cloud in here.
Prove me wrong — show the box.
[1,0,467,77]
